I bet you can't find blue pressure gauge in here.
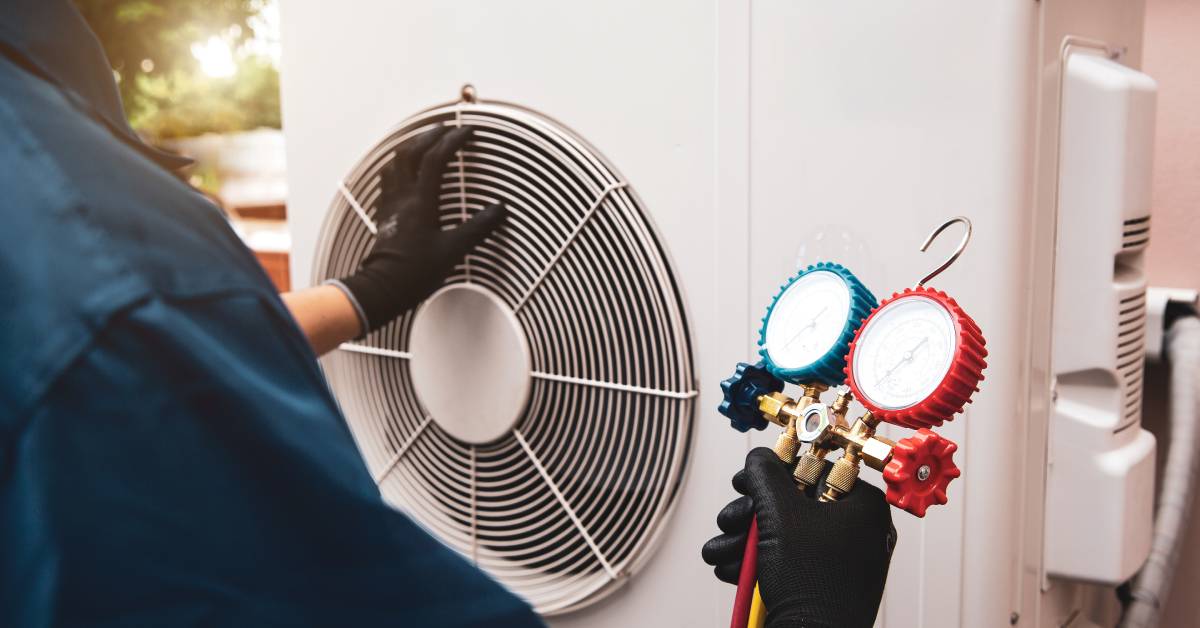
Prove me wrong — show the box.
[758,262,877,385]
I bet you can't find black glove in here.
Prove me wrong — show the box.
[701,448,896,628]
[338,126,506,333]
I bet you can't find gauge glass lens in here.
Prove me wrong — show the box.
[764,271,852,370]
[853,296,958,410]
[804,411,822,433]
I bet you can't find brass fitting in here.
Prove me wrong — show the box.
[793,451,826,489]
[820,455,861,501]
[800,383,829,404]
[753,384,900,502]
[773,417,800,465]
[859,435,896,472]
[758,392,797,428]
[757,383,828,429]
[751,383,861,493]
[811,410,897,500]
[834,412,895,472]
[829,388,854,428]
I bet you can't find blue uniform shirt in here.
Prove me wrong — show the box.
[0,3,540,626]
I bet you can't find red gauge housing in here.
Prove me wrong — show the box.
[844,287,987,429]
[883,428,961,517]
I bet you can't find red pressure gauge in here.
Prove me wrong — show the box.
[844,287,987,429]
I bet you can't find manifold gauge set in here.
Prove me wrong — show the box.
[718,217,989,627]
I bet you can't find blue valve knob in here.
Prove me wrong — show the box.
[718,361,785,432]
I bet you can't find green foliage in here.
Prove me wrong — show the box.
[128,55,280,138]
[73,0,280,139]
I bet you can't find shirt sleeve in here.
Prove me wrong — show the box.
[0,289,542,628]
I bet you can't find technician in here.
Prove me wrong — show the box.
[0,2,892,627]
[702,449,897,628]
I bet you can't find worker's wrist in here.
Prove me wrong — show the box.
[322,279,369,339]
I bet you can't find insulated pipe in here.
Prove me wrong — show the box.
[1121,315,1200,628]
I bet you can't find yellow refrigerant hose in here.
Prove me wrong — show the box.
[748,584,766,628]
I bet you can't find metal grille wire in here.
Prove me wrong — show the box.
[312,99,697,615]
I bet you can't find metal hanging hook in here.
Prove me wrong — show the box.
[916,216,972,287]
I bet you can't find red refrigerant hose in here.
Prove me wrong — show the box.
[729,517,759,628]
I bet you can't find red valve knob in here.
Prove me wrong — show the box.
[883,428,961,517]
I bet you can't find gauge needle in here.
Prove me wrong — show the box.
[876,337,929,386]
[783,306,829,348]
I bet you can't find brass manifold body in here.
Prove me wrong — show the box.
[757,386,895,501]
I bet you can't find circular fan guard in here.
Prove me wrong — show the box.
[313,98,697,615]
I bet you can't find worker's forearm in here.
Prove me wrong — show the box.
[281,285,364,356]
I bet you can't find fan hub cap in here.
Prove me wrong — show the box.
[409,284,531,444]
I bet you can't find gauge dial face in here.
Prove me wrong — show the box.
[763,271,853,371]
[852,296,958,410]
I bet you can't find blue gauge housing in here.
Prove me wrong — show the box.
[758,262,877,386]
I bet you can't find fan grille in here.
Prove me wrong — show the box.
[313,100,696,614]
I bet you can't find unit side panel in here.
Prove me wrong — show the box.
[748,3,1038,627]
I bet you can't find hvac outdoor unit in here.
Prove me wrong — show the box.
[312,100,697,614]
[279,1,1158,626]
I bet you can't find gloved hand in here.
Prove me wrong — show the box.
[702,448,896,628]
[337,126,506,333]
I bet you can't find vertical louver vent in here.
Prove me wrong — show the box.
[312,99,696,615]
[1116,291,1146,429]
[1116,215,1149,430]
